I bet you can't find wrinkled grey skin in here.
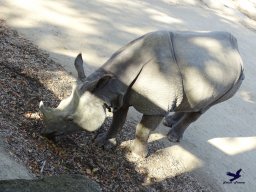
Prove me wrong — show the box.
[40,31,244,157]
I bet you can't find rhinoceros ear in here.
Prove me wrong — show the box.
[95,75,112,89]
[74,53,86,81]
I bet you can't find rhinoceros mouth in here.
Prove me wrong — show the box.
[41,131,65,140]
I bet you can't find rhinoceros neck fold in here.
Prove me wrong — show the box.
[101,39,150,85]
[85,69,108,82]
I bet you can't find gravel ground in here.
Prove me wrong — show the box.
[0,19,212,192]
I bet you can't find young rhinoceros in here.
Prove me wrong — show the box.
[39,31,244,157]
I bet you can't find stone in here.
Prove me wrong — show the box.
[0,174,101,192]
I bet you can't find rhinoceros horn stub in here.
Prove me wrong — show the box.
[39,101,55,120]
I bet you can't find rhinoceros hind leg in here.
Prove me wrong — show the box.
[95,106,129,149]
[167,128,182,142]
[167,112,202,142]
[163,112,185,128]
[132,115,163,158]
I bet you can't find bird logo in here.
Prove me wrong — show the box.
[226,169,242,182]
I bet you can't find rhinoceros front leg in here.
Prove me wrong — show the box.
[132,115,163,158]
[167,112,202,142]
[95,106,129,149]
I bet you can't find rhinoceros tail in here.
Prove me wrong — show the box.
[229,33,245,81]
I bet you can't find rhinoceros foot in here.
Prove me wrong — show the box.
[94,133,117,150]
[130,140,148,158]
[167,129,182,142]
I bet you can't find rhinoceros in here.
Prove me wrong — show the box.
[39,31,244,157]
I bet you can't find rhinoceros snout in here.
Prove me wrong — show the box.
[40,129,58,140]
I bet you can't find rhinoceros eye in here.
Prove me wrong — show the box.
[66,115,74,122]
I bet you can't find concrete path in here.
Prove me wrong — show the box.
[1,0,255,191]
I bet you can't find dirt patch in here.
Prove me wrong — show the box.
[0,19,212,191]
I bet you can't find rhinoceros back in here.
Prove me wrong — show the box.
[172,31,243,111]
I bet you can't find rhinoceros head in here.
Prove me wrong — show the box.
[39,54,108,139]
